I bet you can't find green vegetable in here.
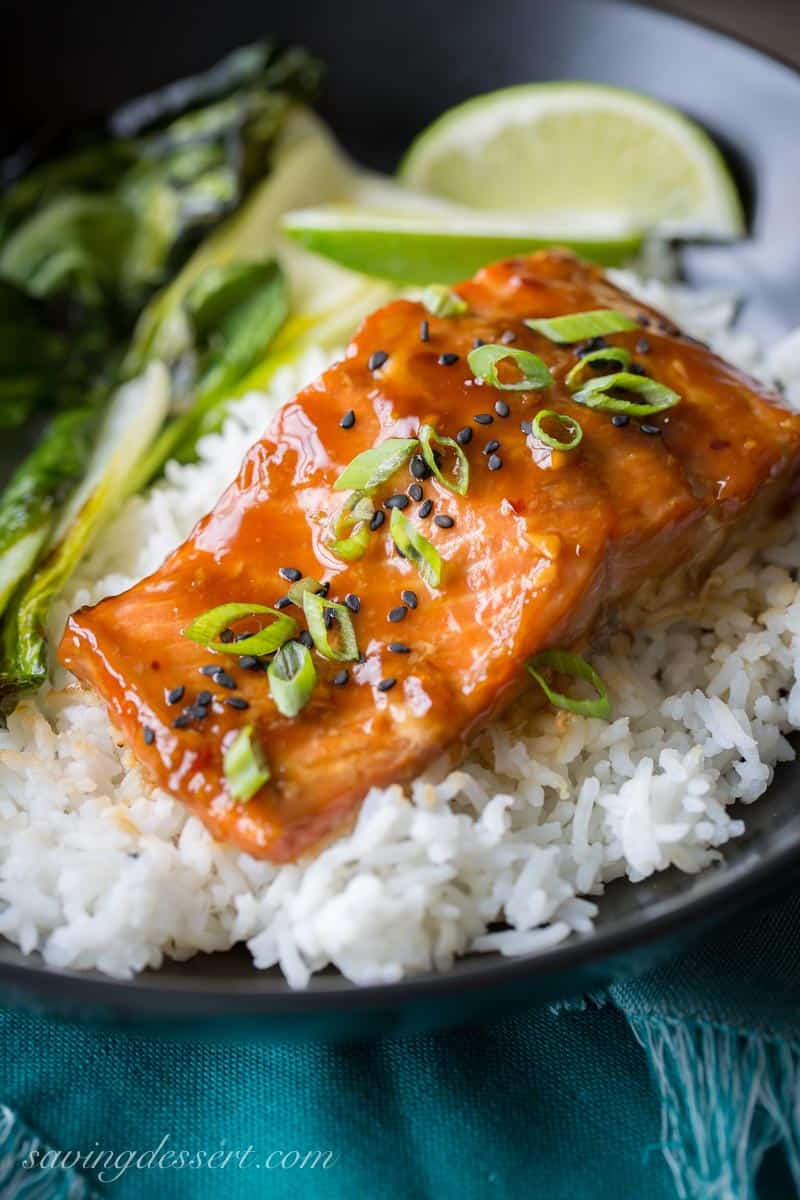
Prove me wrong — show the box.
[467,344,553,391]
[268,640,317,717]
[183,601,296,656]
[530,410,583,452]
[287,576,325,606]
[524,309,638,344]
[571,372,681,416]
[419,424,469,495]
[565,346,632,390]
[419,285,468,317]
[527,650,611,719]
[329,493,375,562]
[223,724,270,802]
[390,507,443,588]
[333,438,418,493]
[302,591,359,662]
[0,366,170,697]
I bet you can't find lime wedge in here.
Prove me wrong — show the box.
[399,82,744,239]
[281,206,642,284]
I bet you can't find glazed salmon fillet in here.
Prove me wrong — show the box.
[59,251,800,861]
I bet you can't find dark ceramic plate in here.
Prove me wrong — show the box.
[1,0,799,1038]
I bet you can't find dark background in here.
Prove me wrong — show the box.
[669,0,799,64]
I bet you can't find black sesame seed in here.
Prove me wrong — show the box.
[332,669,349,687]
[234,632,252,643]
[279,566,302,582]
[196,690,212,706]
[456,426,473,445]
[408,482,423,502]
[578,335,609,356]
[401,590,418,609]
[298,630,314,650]
[368,350,389,371]
[344,593,361,613]
[215,671,236,690]
[636,337,651,354]
[483,439,500,455]
[320,581,331,597]
[611,413,630,428]
[641,422,662,436]
[520,419,532,435]
[385,493,409,510]
[434,514,454,528]
[143,726,155,745]
[637,314,651,327]
[200,664,220,677]
[186,704,210,720]
[629,362,647,376]
[438,352,459,366]
[339,409,356,429]
[487,453,503,471]
[388,642,411,654]
[473,337,486,349]
[219,628,234,644]
[657,320,678,335]
[377,678,397,692]
[323,608,334,630]
[167,686,185,705]
[500,329,517,344]
[494,399,510,418]
[172,714,191,729]
[419,319,430,343]
[474,413,493,425]
[239,655,262,671]
[370,510,386,531]
[388,606,407,623]
[419,499,433,518]
[275,596,292,610]
[410,454,430,480]
[226,697,250,710]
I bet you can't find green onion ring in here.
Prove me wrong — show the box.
[565,346,631,390]
[524,309,639,344]
[571,372,680,417]
[420,284,468,317]
[302,591,359,661]
[223,725,270,803]
[329,492,374,562]
[530,410,583,452]
[287,576,325,606]
[183,602,296,656]
[467,344,553,391]
[334,438,418,493]
[390,506,443,588]
[268,640,317,717]
[419,424,469,496]
[527,650,611,719]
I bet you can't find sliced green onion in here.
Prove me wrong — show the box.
[419,424,469,496]
[420,285,468,317]
[329,493,374,562]
[268,640,317,717]
[302,591,359,661]
[530,410,583,452]
[467,344,553,391]
[527,650,611,719]
[524,309,639,344]
[390,506,443,588]
[334,438,418,493]
[287,576,325,606]
[183,603,296,656]
[572,372,681,416]
[223,725,270,803]
[565,346,631,390]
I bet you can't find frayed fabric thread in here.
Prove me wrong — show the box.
[0,1104,98,1199]
[628,1016,800,1200]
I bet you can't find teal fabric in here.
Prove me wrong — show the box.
[0,891,798,1200]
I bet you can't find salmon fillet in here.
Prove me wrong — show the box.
[59,251,800,861]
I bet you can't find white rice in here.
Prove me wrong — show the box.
[1,267,800,988]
